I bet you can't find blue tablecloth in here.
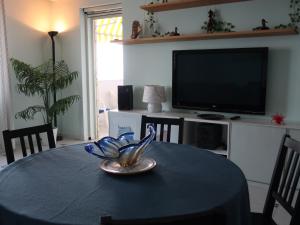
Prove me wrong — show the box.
[0,142,250,225]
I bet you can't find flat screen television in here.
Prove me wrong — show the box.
[172,47,268,115]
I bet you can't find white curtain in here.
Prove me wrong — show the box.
[0,0,12,154]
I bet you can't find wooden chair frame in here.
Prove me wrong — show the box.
[140,115,184,144]
[2,123,56,164]
[261,134,300,225]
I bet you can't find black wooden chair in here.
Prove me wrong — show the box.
[2,123,56,164]
[140,115,184,144]
[251,134,300,225]
[101,212,226,225]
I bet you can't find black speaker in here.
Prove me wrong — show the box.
[118,85,133,110]
[196,123,223,149]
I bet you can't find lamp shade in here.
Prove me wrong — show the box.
[143,85,166,104]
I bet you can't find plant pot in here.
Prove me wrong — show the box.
[41,128,58,146]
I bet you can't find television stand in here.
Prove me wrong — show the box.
[197,114,225,120]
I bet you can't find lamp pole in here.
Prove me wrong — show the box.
[48,31,58,128]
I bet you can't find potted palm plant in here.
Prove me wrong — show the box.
[11,58,80,142]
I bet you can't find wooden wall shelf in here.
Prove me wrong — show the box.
[140,0,251,12]
[112,28,298,45]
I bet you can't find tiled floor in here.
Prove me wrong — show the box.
[0,139,87,168]
[0,152,7,169]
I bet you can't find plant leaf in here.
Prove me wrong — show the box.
[11,59,46,97]
[15,105,45,120]
[52,61,79,91]
[11,58,80,124]
[48,95,80,118]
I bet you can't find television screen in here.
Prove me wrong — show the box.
[172,48,268,115]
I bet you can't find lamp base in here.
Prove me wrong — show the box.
[147,103,162,113]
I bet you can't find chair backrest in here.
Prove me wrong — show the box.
[140,115,184,144]
[101,212,225,225]
[2,123,56,164]
[263,134,300,225]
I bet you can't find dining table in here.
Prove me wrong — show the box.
[0,142,251,225]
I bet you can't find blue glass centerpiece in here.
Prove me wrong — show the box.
[85,124,156,167]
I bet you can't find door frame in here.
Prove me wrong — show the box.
[80,4,122,140]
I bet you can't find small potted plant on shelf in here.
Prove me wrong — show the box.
[201,9,235,33]
[275,0,300,30]
[11,58,80,143]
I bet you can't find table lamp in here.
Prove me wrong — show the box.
[143,85,166,113]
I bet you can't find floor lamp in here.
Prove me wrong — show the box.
[48,31,60,138]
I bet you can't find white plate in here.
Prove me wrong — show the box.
[99,158,156,175]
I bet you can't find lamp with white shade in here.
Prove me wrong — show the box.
[143,85,166,113]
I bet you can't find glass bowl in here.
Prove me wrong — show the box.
[85,124,155,167]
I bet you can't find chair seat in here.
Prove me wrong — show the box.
[251,213,277,225]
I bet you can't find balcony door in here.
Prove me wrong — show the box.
[81,3,123,140]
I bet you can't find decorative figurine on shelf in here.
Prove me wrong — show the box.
[148,0,167,5]
[253,19,270,31]
[272,113,285,125]
[144,11,159,37]
[153,30,161,37]
[201,9,235,33]
[207,10,217,33]
[165,27,180,36]
[131,20,142,39]
[261,19,269,29]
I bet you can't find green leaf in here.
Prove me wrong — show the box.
[48,95,80,118]
[52,61,79,91]
[11,58,80,124]
[15,105,45,121]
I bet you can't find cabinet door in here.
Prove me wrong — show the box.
[248,181,269,213]
[108,111,141,140]
[288,129,300,140]
[230,123,286,184]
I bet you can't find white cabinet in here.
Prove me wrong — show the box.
[108,110,188,144]
[108,110,230,156]
[288,129,300,140]
[230,123,286,184]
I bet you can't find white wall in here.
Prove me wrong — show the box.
[8,0,300,139]
[5,0,52,129]
[6,0,121,139]
[123,0,300,122]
